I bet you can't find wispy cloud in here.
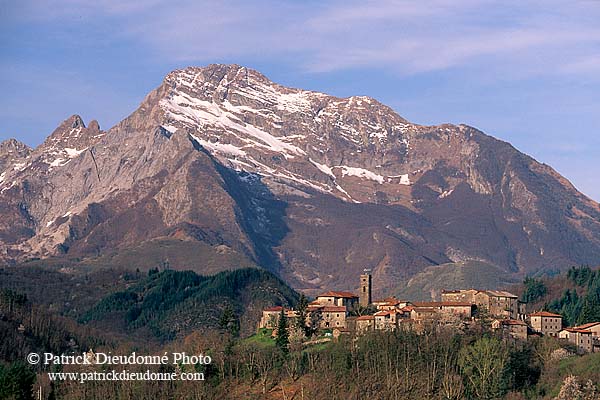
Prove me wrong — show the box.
[2,0,599,199]
[9,0,600,78]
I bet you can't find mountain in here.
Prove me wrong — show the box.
[1,64,599,297]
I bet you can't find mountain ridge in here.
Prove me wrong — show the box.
[1,64,599,297]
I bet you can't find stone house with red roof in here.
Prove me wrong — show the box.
[572,322,600,352]
[313,305,348,329]
[529,311,562,337]
[372,297,410,311]
[355,315,375,333]
[374,310,400,331]
[559,328,593,353]
[573,321,600,337]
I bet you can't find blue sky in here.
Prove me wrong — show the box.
[1,0,599,200]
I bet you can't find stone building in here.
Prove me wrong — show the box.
[312,305,347,329]
[559,328,593,353]
[374,310,399,331]
[259,307,298,329]
[373,297,410,311]
[441,289,521,319]
[492,319,528,340]
[573,322,600,352]
[441,289,478,303]
[412,301,473,318]
[573,321,600,337]
[529,311,562,337]
[359,270,372,307]
[409,306,439,322]
[315,291,359,309]
[355,315,375,333]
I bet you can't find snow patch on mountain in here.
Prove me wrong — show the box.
[161,92,305,158]
[337,166,385,184]
[162,125,178,134]
[64,148,84,158]
[309,158,335,179]
[438,189,454,198]
[388,174,411,185]
[49,158,68,167]
[13,162,28,171]
[189,134,246,157]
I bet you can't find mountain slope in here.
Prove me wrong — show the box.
[1,64,599,296]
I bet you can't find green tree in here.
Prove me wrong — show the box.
[502,346,541,392]
[296,294,315,338]
[521,277,547,303]
[578,294,600,325]
[275,309,289,356]
[548,289,582,327]
[218,304,240,337]
[0,362,36,400]
[459,337,509,399]
[568,266,594,287]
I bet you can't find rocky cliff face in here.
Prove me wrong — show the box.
[1,64,599,295]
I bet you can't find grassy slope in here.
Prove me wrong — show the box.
[87,237,258,274]
[396,260,519,301]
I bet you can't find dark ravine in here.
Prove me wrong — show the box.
[1,64,599,298]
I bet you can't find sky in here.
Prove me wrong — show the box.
[1,0,599,200]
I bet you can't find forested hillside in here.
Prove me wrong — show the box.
[82,268,299,340]
[516,266,600,326]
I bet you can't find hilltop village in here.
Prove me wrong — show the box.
[260,271,600,354]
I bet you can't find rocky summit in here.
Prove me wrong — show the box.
[1,64,599,296]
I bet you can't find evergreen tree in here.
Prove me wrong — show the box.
[521,277,547,303]
[578,290,600,325]
[296,294,311,338]
[218,305,240,337]
[275,309,289,355]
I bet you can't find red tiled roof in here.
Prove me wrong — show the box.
[563,328,592,334]
[317,291,358,298]
[375,310,397,316]
[373,297,407,303]
[356,315,375,321]
[530,311,562,318]
[263,306,284,312]
[574,322,600,330]
[401,305,414,312]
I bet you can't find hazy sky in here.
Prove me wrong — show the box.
[1,0,599,200]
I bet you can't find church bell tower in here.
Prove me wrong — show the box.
[359,269,372,307]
